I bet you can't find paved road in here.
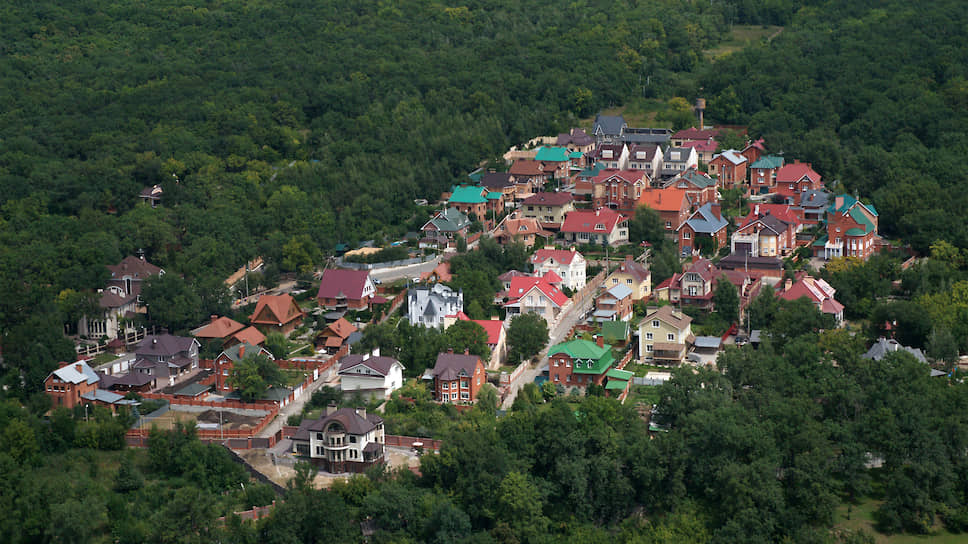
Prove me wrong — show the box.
[258,364,339,438]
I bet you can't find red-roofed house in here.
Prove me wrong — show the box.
[637,188,691,233]
[509,159,547,186]
[678,258,718,309]
[491,213,552,248]
[317,269,376,310]
[777,274,844,325]
[315,317,358,354]
[741,139,766,165]
[775,161,822,200]
[213,343,274,392]
[732,204,801,257]
[250,294,306,335]
[671,128,721,147]
[590,169,647,213]
[194,316,267,348]
[503,277,569,323]
[530,248,587,290]
[682,138,718,164]
[455,315,507,368]
[560,208,629,247]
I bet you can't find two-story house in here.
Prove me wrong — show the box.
[132,333,200,383]
[595,143,630,170]
[605,255,652,300]
[530,248,586,291]
[660,168,718,205]
[590,169,646,213]
[660,146,699,178]
[637,187,691,233]
[817,194,879,260]
[548,337,614,388]
[678,258,717,309]
[749,155,784,193]
[45,360,139,412]
[520,192,575,231]
[534,146,572,179]
[421,207,472,246]
[628,144,663,175]
[777,273,845,325]
[593,284,634,322]
[315,317,358,354]
[338,353,405,400]
[250,294,306,336]
[448,185,491,220]
[491,213,552,248]
[741,139,767,165]
[212,342,275,392]
[317,269,376,310]
[671,127,721,147]
[678,203,729,256]
[638,305,695,365]
[508,159,547,187]
[193,315,266,349]
[408,284,463,328]
[732,206,798,258]
[560,208,630,247]
[682,138,718,165]
[426,350,486,403]
[79,255,164,340]
[290,405,385,473]
[775,161,823,201]
[503,276,569,323]
[592,114,627,144]
[557,128,596,154]
[453,315,507,368]
[708,149,748,191]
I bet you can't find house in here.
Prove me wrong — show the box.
[638,306,695,365]
[592,114,627,144]
[593,284,634,322]
[315,317,358,354]
[520,192,575,230]
[749,155,784,193]
[408,284,463,328]
[139,184,163,207]
[573,162,608,196]
[530,248,586,291]
[671,127,721,147]
[77,289,140,341]
[595,143,630,170]
[716,253,785,280]
[605,255,652,300]
[678,258,717,309]
[455,315,507,368]
[661,146,699,177]
[682,138,718,165]
[799,189,830,224]
[628,144,663,175]
[661,168,718,205]
[862,337,927,363]
[193,316,267,349]
[637,188,691,233]
[652,274,682,303]
[557,128,596,154]
[590,169,646,213]
[731,206,798,258]
[106,255,164,302]
[479,172,527,202]
[96,371,157,394]
[708,149,748,190]
[548,337,616,388]
[741,139,767,165]
[290,405,385,473]
[621,127,673,146]
[560,208,630,247]
[317,269,377,310]
[534,146,571,179]
[338,353,405,400]
[775,161,823,201]
[503,276,569,323]
[448,185,490,220]
[212,342,274,392]
[250,294,306,335]
[678,203,728,256]
[601,320,631,348]
[777,273,844,325]
[45,360,140,412]
[420,261,453,283]
[133,333,200,383]
[426,350,487,403]
[498,270,531,291]
[815,194,879,260]
[421,207,472,245]
[508,159,547,186]
[491,213,552,248]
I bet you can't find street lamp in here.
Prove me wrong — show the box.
[84,404,89,422]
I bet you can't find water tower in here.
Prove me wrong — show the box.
[695,97,706,129]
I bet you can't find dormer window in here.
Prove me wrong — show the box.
[595,223,605,230]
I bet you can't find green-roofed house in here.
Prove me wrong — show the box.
[818,194,879,260]
[548,337,617,389]
[534,146,571,180]
[749,155,785,193]
[448,185,490,220]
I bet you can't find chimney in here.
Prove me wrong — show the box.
[835,196,844,209]
[372,348,380,357]
[625,254,633,264]
[211,315,218,323]
[75,363,83,373]
[447,348,454,354]
[464,348,470,355]
[239,345,245,358]
[711,203,721,220]
[363,353,369,361]
[326,402,338,416]
[356,407,367,419]
[754,204,760,216]
[596,335,604,348]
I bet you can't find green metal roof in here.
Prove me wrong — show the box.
[535,146,570,162]
[569,151,583,159]
[578,163,606,178]
[605,380,629,390]
[750,155,784,169]
[812,235,828,247]
[486,191,503,200]
[848,206,875,234]
[549,339,615,375]
[449,185,487,204]
[606,368,633,381]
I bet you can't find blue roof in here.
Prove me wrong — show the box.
[682,203,728,234]
[535,146,570,162]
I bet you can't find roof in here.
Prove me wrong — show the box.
[609,257,650,284]
[531,248,582,266]
[776,162,821,183]
[711,149,747,165]
[605,368,634,381]
[97,371,156,388]
[423,207,471,233]
[232,326,266,346]
[672,127,720,140]
[743,203,801,226]
[219,342,272,362]
[693,336,722,349]
[557,128,594,147]
[717,254,784,270]
[540,270,563,283]
[498,270,531,282]
[549,339,614,375]
[750,155,784,169]
[432,352,483,381]
[449,185,488,204]
[601,320,630,342]
[80,389,136,405]
[778,276,840,311]
[494,215,551,238]
[194,316,246,339]
[630,144,660,161]
[250,294,304,325]
[560,208,628,234]
[107,256,162,281]
[174,383,211,397]
[669,168,718,189]
[504,277,569,307]
[682,139,718,153]
[521,191,573,206]
[338,354,403,376]
[638,188,689,212]
[738,212,789,236]
[98,289,136,309]
[593,114,626,136]
[800,189,830,209]
[456,315,505,345]
[645,305,693,329]
[604,283,634,300]
[478,172,514,189]
[534,146,570,162]
[50,361,99,385]
[509,159,545,176]
[324,317,358,340]
[136,334,197,357]
[680,203,728,234]
[317,269,372,301]
[305,408,383,436]
[862,338,928,362]
[591,168,643,185]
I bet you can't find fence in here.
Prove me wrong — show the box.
[75,328,152,357]
[375,290,408,325]
[222,446,287,495]
[616,349,635,370]
[384,435,443,452]
[633,377,668,386]
[500,361,528,386]
[571,269,607,307]
[217,501,280,524]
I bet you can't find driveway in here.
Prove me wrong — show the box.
[258,364,339,438]
[369,255,441,283]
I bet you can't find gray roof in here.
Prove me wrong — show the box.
[800,189,830,209]
[862,337,927,363]
[51,361,99,385]
[479,172,514,189]
[682,203,728,234]
[80,388,138,405]
[593,114,626,137]
[750,330,762,343]
[622,128,672,145]
[174,383,211,397]
[693,336,722,349]
[718,254,784,270]
[432,352,481,381]
[305,407,383,436]
[136,334,198,358]
[604,284,634,300]
[426,207,470,233]
[338,354,403,376]
[219,342,272,362]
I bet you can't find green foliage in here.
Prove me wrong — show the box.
[712,276,740,325]
[264,332,292,360]
[228,353,285,402]
[506,313,549,364]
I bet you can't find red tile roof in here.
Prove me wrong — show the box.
[195,316,246,339]
[682,139,718,153]
[457,315,505,346]
[672,128,720,140]
[250,294,305,326]
[505,277,569,307]
[232,326,266,346]
[531,248,582,266]
[638,188,689,212]
[509,159,545,176]
[560,208,628,234]
[324,317,358,340]
[317,269,372,301]
[776,162,821,183]
[591,168,644,184]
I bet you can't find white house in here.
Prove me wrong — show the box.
[337,353,405,400]
[530,248,586,291]
[290,405,385,473]
[408,284,463,328]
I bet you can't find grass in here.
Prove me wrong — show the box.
[280,369,311,387]
[625,385,661,407]
[833,498,966,543]
[90,351,120,366]
[704,24,783,60]
[624,362,674,378]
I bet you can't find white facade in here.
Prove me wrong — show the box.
[531,250,587,291]
[338,356,405,399]
[407,284,463,328]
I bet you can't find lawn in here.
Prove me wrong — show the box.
[90,351,120,366]
[625,385,661,407]
[280,369,311,387]
[833,498,966,543]
[704,24,783,60]
[624,362,673,378]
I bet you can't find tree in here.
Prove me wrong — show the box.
[712,276,739,324]
[265,332,292,360]
[442,320,490,362]
[927,326,958,367]
[140,273,202,333]
[507,313,549,364]
[228,353,285,402]
[629,205,666,247]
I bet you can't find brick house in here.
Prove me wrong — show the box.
[45,361,100,409]
[426,351,486,403]
[534,146,572,179]
[317,269,376,310]
[748,155,784,194]
[250,294,306,335]
[593,283,634,322]
[520,192,575,230]
[678,203,728,256]
[213,342,274,392]
[660,168,718,206]
[590,169,646,214]
[777,273,845,325]
[741,139,767,165]
[508,159,547,187]
[290,405,385,473]
[708,149,748,191]
[548,337,614,388]
[193,316,266,349]
[560,208,630,247]
[775,161,822,201]
[448,185,490,220]
[732,205,799,258]
[491,213,552,248]
[671,127,721,147]
[637,188,691,233]
[816,194,879,260]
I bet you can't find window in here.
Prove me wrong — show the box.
[442,382,448,390]
[554,375,560,382]
[646,333,653,340]
[667,333,675,341]
[566,361,571,368]
[451,392,458,400]
[595,223,605,230]
[461,392,469,400]
[350,436,357,443]
[579,232,589,240]
[554,360,559,367]
[646,345,653,352]
[626,278,633,285]
[652,320,660,328]
[665,221,672,229]
[461,379,469,389]
[612,278,618,284]
[683,231,691,239]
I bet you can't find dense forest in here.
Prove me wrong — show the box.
[3,0,968,542]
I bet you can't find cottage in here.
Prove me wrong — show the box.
[212,343,274,392]
[815,194,879,261]
[628,144,663,175]
[491,213,552,248]
[250,294,306,335]
[593,283,634,322]
[605,255,652,300]
[132,334,200,384]
[44,360,139,412]
[590,169,646,213]
[315,317,358,354]
[775,161,823,201]
[408,284,463,329]
[637,188,691,233]
[338,353,405,400]
[425,351,486,403]
[749,155,784,193]
[520,192,575,230]
[592,114,627,144]
[660,168,718,205]
[708,149,748,190]
[638,306,695,364]
[678,203,728,256]
[777,273,845,325]
[290,405,385,473]
[503,276,569,323]
[448,185,491,220]
[317,269,377,310]
[530,248,586,291]
[560,208,629,247]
